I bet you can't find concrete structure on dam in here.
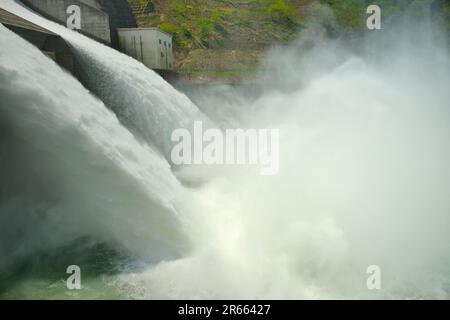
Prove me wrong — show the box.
[118,28,174,71]
[23,0,111,43]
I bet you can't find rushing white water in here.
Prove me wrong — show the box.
[0,22,188,264]
[1,0,450,299]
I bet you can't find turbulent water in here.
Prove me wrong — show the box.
[1,0,450,299]
[0,0,196,298]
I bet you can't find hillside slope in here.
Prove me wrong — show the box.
[127,0,450,83]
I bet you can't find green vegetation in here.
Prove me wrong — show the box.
[267,0,299,26]
[324,0,366,29]
[128,0,307,50]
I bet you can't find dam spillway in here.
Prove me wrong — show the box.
[0,8,74,72]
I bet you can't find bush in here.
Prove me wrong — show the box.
[180,23,192,39]
[325,0,366,29]
[171,3,187,18]
[197,18,212,39]
[267,0,298,26]
[159,23,178,34]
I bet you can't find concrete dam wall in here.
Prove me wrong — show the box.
[22,0,111,43]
